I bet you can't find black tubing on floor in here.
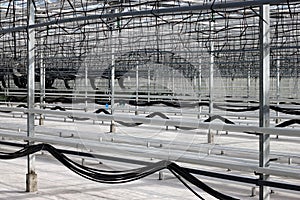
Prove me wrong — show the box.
[0,143,239,200]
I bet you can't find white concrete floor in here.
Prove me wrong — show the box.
[0,155,211,200]
[0,108,300,199]
[0,147,299,200]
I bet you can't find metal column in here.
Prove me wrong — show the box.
[172,69,175,99]
[275,56,280,126]
[109,6,116,133]
[198,59,202,119]
[135,61,139,115]
[147,67,151,102]
[39,40,45,126]
[259,4,270,200]
[26,0,37,192]
[247,64,251,98]
[208,21,214,144]
[110,41,116,133]
[85,64,88,111]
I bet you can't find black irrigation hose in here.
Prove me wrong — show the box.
[0,143,239,200]
[204,115,235,124]
[128,100,183,108]
[168,162,238,200]
[68,116,90,121]
[115,112,168,127]
[115,121,143,127]
[17,104,28,108]
[5,97,300,116]
[0,110,11,113]
[94,108,111,115]
[275,119,300,127]
[3,140,300,192]
[146,112,169,119]
[92,111,235,129]
[95,100,300,115]
[50,106,66,111]
[174,126,197,130]
[68,99,300,116]
[213,104,259,112]
[270,105,300,115]
[46,97,73,104]
[169,168,206,200]
[95,100,209,108]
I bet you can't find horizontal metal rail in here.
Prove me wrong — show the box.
[0,107,299,137]
[1,130,300,179]
[1,119,300,163]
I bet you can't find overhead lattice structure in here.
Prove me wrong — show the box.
[0,1,300,199]
[0,0,299,97]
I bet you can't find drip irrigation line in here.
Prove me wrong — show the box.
[270,105,300,115]
[94,108,111,114]
[167,162,238,200]
[275,119,300,127]
[0,143,238,200]
[67,116,90,121]
[213,104,259,112]
[50,106,66,111]
[169,168,206,200]
[204,115,235,124]
[93,110,236,128]
[94,100,300,115]
[0,110,11,113]
[1,141,300,193]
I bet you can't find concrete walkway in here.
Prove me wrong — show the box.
[1,146,300,200]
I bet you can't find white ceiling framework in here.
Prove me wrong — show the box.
[0,0,299,87]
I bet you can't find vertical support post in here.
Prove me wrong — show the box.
[135,61,139,115]
[109,7,116,133]
[85,63,88,111]
[26,0,37,192]
[147,67,150,102]
[110,36,116,133]
[208,21,214,144]
[247,64,251,98]
[259,4,270,200]
[39,39,45,125]
[172,69,175,98]
[295,70,299,99]
[275,56,280,126]
[198,59,202,119]
[193,73,197,115]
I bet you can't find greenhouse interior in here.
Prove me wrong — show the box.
[0,0,299,199]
